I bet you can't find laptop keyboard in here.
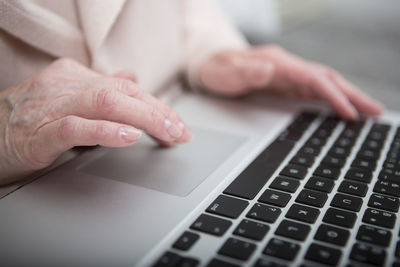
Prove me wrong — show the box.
[152,111,400,267]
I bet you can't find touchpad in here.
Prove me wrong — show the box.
[78,127,246,196]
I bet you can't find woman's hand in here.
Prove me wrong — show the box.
[199,45,383,119]
[0,58,192,185]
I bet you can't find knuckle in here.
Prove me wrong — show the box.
[51,57,77,69]
[94,88,119,112]
[118,79,142,98]
[58,115,78,142]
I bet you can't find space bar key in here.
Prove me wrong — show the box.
[224,139,294,200]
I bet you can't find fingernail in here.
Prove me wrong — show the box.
[164,119,183,139]
[119,127,142,142]
[176,125,194,143]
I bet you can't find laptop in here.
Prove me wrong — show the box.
[1,83,400,267]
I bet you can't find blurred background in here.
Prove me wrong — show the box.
[219,0,400,110]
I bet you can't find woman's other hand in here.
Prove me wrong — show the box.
[199,45,383,120]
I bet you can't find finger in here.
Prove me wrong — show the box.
[106,77,194,143]
[329,72,384,116]
[54,86,192,143]
[310,75,358,120]
[31,116,142,166]
[112,70,138,83]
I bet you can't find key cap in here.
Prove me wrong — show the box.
[323,208,357,228]
[190,214,232,236]
[314,224,350,246]
[233,219,269,241]
[286,204,320,224]
[172,231,200,251]
[334,136,355,149]
[153,252,181,267]
[263,238,300,261]
[224,140,294,199]
[351,158,376,170]
[296,189,328,208]
[368,193,399,212]
[247,203,281,223]
[206,195,249,219]
[290,153,315,167]
[314,165,340,180]
[305,243,341,266]
[269,176,300,193]
[356,224,391,247]
[218,237,256,261]
[396,242,400,258]
[305,176,335,193]
[362,139,383,151]
[330,193,363,212]
[338,180,368,197]
[357,148,380,161]
[345,168,373,183]
[280,164,308,179]
[373,180,400,197]
[275,219,311,241]
[253,259,287,267]
[328,146,350,158]
[299,145,320,157]
[350,243,386,266]
[179,258,199,267]
[305,137,325,148]
[362,208,396,229]
[207,259,240,267]
[259,189,291,207]
[322,156,345,168]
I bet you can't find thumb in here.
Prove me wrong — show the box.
[240,57,275,89]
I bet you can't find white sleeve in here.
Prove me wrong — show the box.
[182,0,249,89]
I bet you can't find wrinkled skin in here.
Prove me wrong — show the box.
[0,58,192,184]
[0,45,383,185]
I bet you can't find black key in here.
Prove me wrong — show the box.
[299,145,320,157]
[263,238,300,261]
[379,167,400,179]
[153,252,181,267]
[179,258,199,267]
[305,176,335,193]
[253,259,287,267]
[351,158,376,170]
[270,176,300,193]
[313,127,331,139]
[374,180,400,197]
[280,164,308,179]
[206,195,249,219]
[362,139,383,151]
[338,180,368,197]
[367,130,386,142]
[286,204,320,224]
[233,219,269,241]
[322,156,345,168]
[207,259,240,267]
[224,140,294,199]
[378,171,400,182]
[330,193,363,212]
[218,237,256,261]
[334,136,355,149]
[306,137,325,148]
[259,189,291,207]
[275,219,310,241]
[396,242,400,258]
[290,154,315,167]
[357,148,380,161]
[356,224,391,247]
[371,123,390,133]
[345,168,373,183]
[314,165,340,180]
[247,203,281,223]
[368,193,400,212]
[172,231,200,251]
[296,189,328,208]
[190,214,231,236]
[328,146,350,158]
[362,208,396,229]
[314,224,350,246]
[323,208,357,228]
[350,243,386,266]
[305,243,341,266]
